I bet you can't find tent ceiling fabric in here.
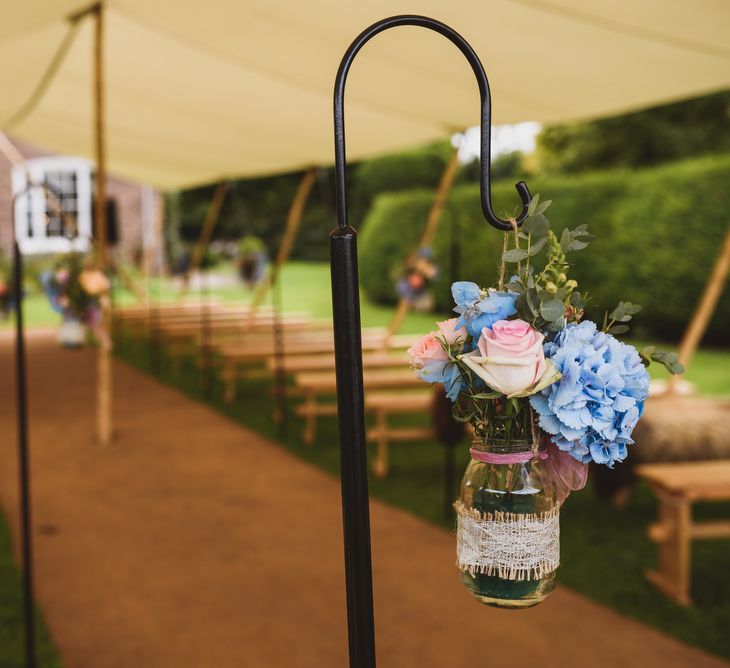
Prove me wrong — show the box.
[1,0,729,189]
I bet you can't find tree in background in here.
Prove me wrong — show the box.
[537,90,730,173]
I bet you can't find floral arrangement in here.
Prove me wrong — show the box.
[408,195,682,477]
[395,247,438,310]
[41,252,110,339]
[238,235,268,289]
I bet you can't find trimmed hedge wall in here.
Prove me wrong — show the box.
[359,155,730,343]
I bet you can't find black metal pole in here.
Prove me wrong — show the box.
[272,267,288,439]
[13,232,37,668]
[332,16,534,666]
[149,265,161,373]
[199,265,212,397]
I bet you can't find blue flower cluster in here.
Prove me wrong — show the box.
[452,281,517,337]
[529,321,650,467]
[418,361,465,402]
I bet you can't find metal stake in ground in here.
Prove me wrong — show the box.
[331,15,533,666]
[12,239,35,668]
[10,183,39,668]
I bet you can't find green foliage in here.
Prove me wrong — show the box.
[359,154,730,343]
[0,512,62,667]
[349,141,455,221]
[460,150,525,184]
[537,90,730,173]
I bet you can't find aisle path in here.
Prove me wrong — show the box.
[0,330,726,668]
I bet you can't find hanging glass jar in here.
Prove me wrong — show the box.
[455,433,559,609]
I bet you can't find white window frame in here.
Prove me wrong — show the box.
[12,156,93,255]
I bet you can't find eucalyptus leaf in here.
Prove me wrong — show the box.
[607,324,630,335]
[569,291,585,308]
[567,239,590,251]
[540,298,565,321]
[524,214,549,237]
[609,302,626,321]
[502,248,529,263]
[527,193,540,216]
[528,236,548,256]
[559,228,571,252]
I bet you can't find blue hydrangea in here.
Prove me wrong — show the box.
[529,320,650,467]
[416,359,465,401]
[451,282,517,337]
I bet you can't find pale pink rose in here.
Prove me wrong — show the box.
[79,269,110,296]
[407,332,448,368]
[460,319,547,396]
[55,268,69,284]
[435,318,467,346]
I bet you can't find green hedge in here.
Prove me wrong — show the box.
[359,155,730,343]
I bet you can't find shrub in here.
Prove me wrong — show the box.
[359,155,730,343]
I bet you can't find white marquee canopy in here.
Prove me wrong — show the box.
[2,0,729,189]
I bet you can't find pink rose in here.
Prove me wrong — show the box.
[435,318,467,346]
[407,332,448,368]
[460,319,548,396]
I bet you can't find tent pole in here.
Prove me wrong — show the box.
[385,145,461,343]
[249,167,317,314]
[179,181,230,301]
[92,2,112,446]
[669,225,730,391]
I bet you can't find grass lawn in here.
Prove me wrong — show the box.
[5,260,730,662]
[0,515,62,667]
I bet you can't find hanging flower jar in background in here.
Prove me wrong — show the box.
[237,235,268,289]
[394,247,438,311]
[40,252,110,349]
[408,195,683,609]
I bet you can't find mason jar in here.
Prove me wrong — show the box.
[455,436,559,609]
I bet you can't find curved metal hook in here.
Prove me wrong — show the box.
[334,14,532,232]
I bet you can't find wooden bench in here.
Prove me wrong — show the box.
[219,332,412,402]
[295,368,422,444]
[365,391,433,478]
[265,351,409,375]
[637,460,730,605]
[161,314,316,368]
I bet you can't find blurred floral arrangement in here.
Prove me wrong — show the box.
[41,252,110,345]
[237,235,268,289]
[395,247,438,311]
[409,195,683,473]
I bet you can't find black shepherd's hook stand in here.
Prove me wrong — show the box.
[11,179,72,668]
[331,15,532,666]
[11,180,56,668]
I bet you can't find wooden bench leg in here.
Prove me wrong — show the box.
[646,493,692,606]
[302,390,317,445]
[371,410,389,479]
